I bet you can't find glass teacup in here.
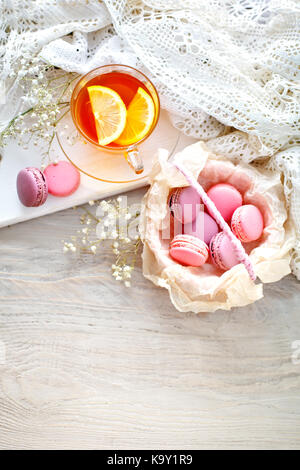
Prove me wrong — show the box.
[70,64,160,174]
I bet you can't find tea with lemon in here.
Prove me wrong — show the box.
[74,72,157,148]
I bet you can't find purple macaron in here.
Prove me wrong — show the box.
[168,186,202,223]
[16,167,48,207]
[210,231,240,271]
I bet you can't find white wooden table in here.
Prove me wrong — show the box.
[0,187,300,450]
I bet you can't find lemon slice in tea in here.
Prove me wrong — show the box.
[114,87,155,146]
[87,86,127,146]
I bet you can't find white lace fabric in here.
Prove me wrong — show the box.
[1,0,300,277]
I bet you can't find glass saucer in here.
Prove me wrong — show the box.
[56,109,181,184]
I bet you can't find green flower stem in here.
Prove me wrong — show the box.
[4,107,34,130]
[80,207,101,223]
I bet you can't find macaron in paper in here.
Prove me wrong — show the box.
[168,186,202,223]
[210,231,240,271]
[169,234,209,267]
[207,183,243,223]
[183,211,219,245]
[16,167,48,207]
[43,161,80,197]
[231,204,264,242]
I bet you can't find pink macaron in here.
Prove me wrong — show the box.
[169,234,209,267]
[231,204,264,242]
[43,161,80,197]
[207,183,243,223]
[169,186,202,223]
[183,211,219,245]
[210,231,240,271]
[16,167,48,207]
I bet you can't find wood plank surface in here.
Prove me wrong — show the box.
[0,188,300,449]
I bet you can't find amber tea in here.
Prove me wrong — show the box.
[73,71,158,148]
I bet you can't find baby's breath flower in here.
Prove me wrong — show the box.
[100,200,108,209]
[0,59,78,156]
[62,197,142,287]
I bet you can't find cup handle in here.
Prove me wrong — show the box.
[124,146,144,174]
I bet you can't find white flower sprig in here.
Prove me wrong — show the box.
[62,197,142,287]
[0,54,78,165]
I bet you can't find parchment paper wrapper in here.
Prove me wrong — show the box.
[139,142,296,313]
